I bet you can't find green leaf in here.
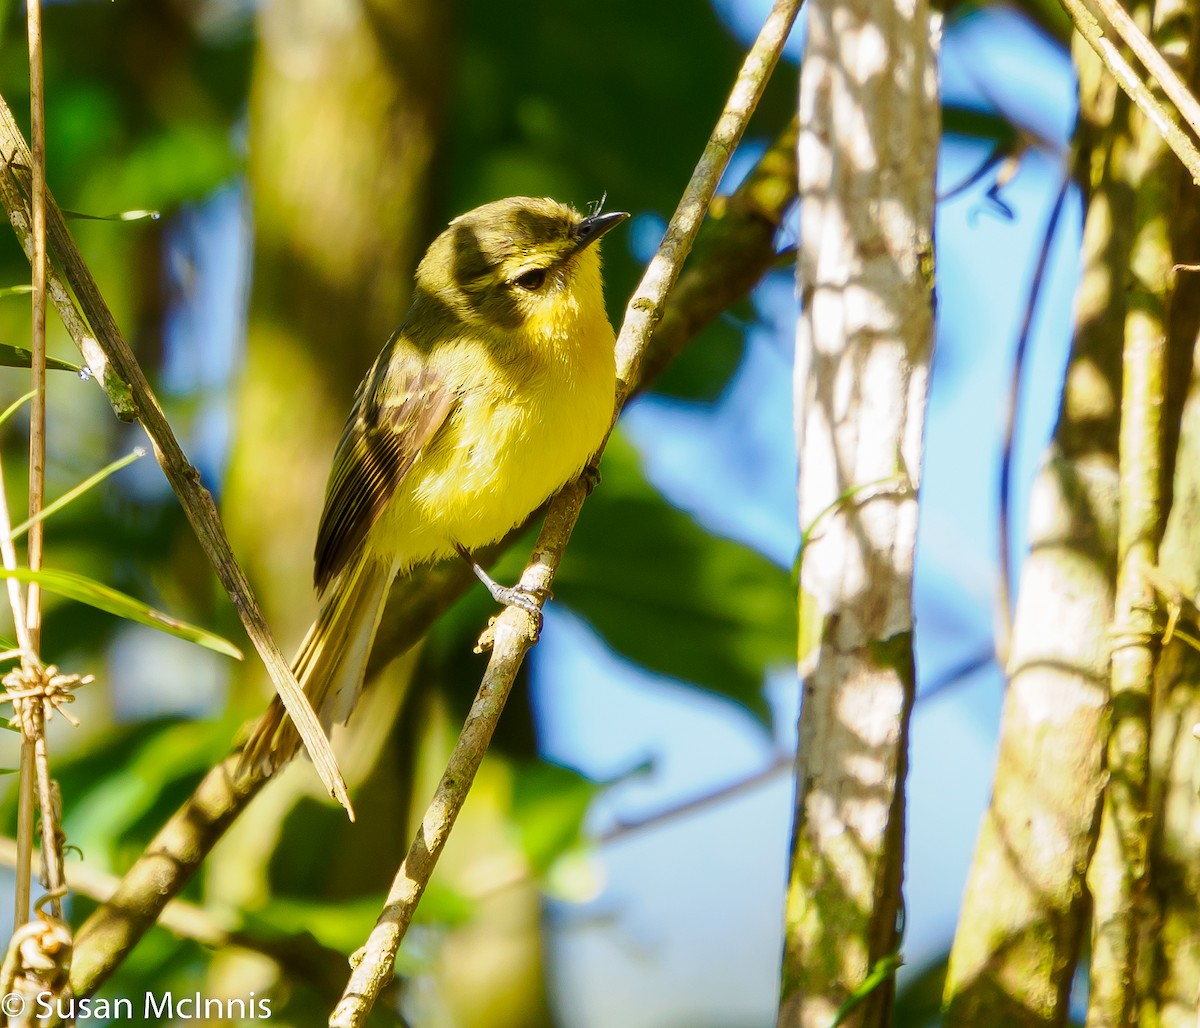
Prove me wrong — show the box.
[247,881,474,958]
[0,718,240,864]
[797,585,823,672]
[0,567,242,659]
[941,102,1021,147]
[550,432,794,722]
[512,760,602,876]
[0,343,82,373]
[61,208,161,223]
[242,894,384,953]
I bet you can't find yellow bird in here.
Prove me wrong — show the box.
[243,196,627,772]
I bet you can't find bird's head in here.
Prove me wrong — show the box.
[413,196,628,338]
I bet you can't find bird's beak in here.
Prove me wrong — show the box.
[573,210,630,252]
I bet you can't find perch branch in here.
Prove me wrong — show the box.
[329,2,803,1024]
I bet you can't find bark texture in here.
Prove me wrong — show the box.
[779,0,938,1023]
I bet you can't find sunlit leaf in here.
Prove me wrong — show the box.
[832,951,904,1026]
[0,567,242,659]
[797,586,823,675]
[61,208,161,223]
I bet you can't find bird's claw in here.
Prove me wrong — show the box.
[486,583,545,635]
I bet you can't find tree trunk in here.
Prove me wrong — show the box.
[779,0,938,1022]
[942,36,1130,1028]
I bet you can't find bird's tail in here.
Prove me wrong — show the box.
[240,556,394,775]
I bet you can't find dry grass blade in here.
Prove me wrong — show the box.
[0,95,352,819]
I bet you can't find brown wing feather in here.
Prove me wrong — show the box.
[313,333,455,592]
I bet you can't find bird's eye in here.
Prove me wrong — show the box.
[513,268,548,291]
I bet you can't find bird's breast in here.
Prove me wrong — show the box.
[374,316,616,567]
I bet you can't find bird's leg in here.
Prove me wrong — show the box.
[454,545,547,630]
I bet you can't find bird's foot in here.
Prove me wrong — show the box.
[456,545,547,641]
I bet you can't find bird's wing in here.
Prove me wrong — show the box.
[313,334,456,592]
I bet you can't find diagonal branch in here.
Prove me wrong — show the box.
[0,837,358,1003]
[0,96,352,818]
[70,754,269,994]
[1086,0,1200,142]
[1060,0,1200,181]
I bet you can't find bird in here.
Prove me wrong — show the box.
[241,195,627,774]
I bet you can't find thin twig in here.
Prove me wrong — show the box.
[21,0,64,928]
[31,717,63,918]
[67,111,801,1001]
[13,0,46,938]
[996,175,1070,667]
[612,7,800,401]
[1060,0,1200,182]
[13,743,32,931]
[0,95,352,818]
[598,756,794,845]
[0,438,33,931]
[25,0,45,657]
[0,421,33,930]
[0,443,69,929]
[328,3,803,1024]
